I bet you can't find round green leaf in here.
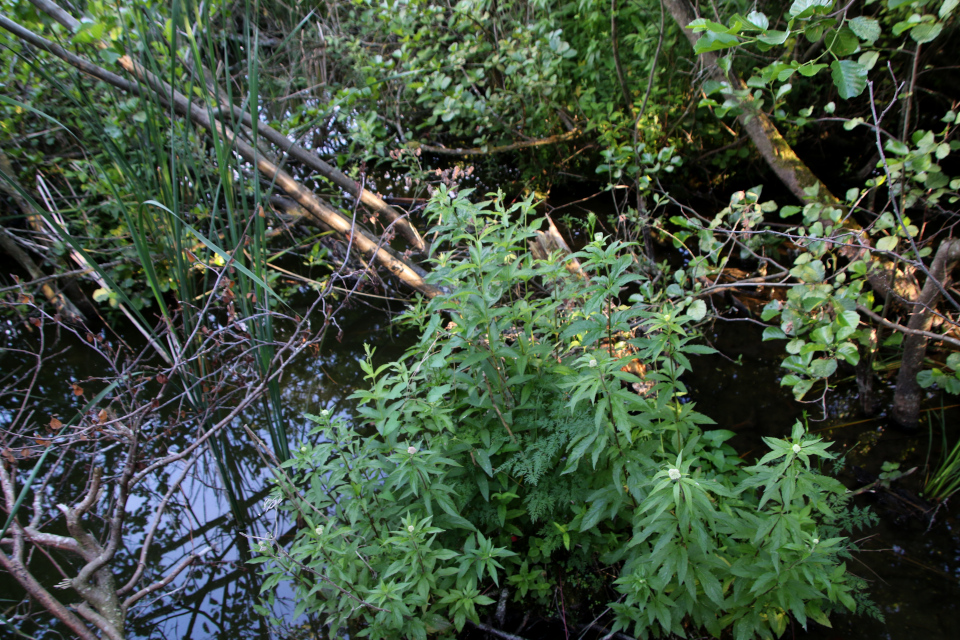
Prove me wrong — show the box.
[746,11,769,30]
[810,358,838,378]
[688,299,708,322]
[825,27,860,57]
[791,378,815,400]
[910,22,943,44]
[786,339,805,354]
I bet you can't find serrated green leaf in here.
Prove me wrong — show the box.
[830,60,868,99]
[849,16,881,42]
[579,498,608,532]
[910,22,943,44]
[474,449,494,477]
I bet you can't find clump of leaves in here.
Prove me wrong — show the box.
[256,190,875,639]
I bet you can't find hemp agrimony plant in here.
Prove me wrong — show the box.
[255,189,875,639]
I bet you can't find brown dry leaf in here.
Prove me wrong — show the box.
[18,293,34,304]
[49,417,63,431]
[156,373,168,385]
[34,438,51,447]
[97,409,108,424]
[2,448,16,464]
[72,384,84,396]
[29,317,41,328]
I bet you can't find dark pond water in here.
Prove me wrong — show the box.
[2,192,959,640]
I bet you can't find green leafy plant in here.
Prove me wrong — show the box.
[925,404,960,502]
[257,190,875,639]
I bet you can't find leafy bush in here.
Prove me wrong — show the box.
[255,190,874,639]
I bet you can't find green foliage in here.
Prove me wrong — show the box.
[259,191,871,639]
[690,0,956,101]
[924,403,960,502]
[286,0,694,190]
[680,1,959,409]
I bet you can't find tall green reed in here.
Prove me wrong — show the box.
[3,0,297,534]
[925,404,960,502]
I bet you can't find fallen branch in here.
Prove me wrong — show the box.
[2,9,439,298]
[419,129,581,156]
[468,621,531,640]
[664,0,841,205]
[16,1,426,252]
[849,466,917,497]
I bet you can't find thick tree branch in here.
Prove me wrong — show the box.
[663,0,840,205]
[892,238,960,427]
[0,548,99,640]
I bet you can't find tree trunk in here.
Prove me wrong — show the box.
[663,0,840,205]
[891,239,960,428]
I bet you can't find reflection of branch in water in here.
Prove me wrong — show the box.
[161,484,275,555]
[0,279,331,638]
[137,524,299,638]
